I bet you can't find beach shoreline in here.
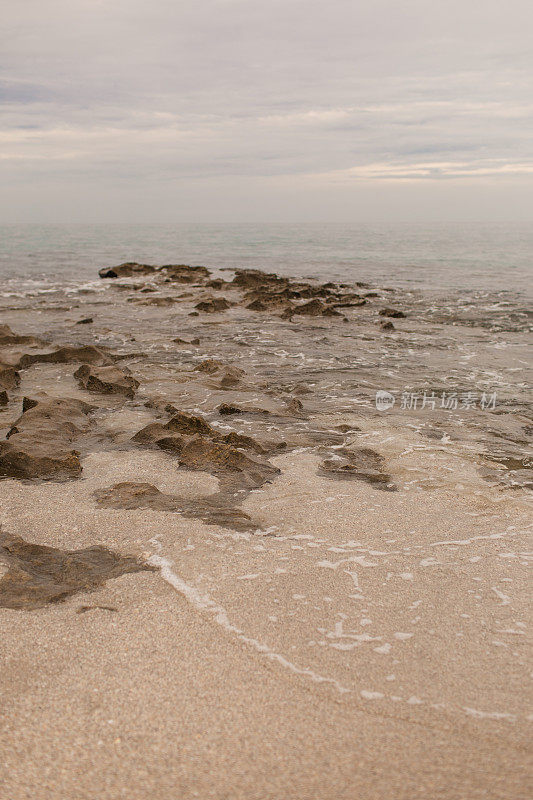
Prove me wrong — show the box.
[1,262,531,799]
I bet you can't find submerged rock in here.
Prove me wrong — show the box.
[74,364,139,399]
[0,530,153,610]
[319,447,396,490]
[18,345,115,369]
[94,482,255,532]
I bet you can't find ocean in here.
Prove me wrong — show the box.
[0,221,531,298]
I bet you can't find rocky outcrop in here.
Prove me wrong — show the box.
[0,396,94,479]
[74,364,139,399]
[0,530,153,609]
[132,410,280,490]
[99,262,158,279]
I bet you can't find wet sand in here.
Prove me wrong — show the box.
[0,264,531,798]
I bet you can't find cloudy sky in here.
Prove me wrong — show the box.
[1,0,532,222]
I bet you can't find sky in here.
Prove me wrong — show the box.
[1,0,532,222]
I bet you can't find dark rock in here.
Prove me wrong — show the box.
[0,530,153,610]
[74,364,139,399]
[0,391,7,406]
[99,263,157,279]
[380,320,395,330]
[194,297,232,313]
[75,317,93,325]
[379,308,406,319]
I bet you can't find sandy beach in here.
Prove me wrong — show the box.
[0,263,531,799]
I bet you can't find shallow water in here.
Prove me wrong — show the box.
[1,221,532,296]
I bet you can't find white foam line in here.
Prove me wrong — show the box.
[149,555,350,695]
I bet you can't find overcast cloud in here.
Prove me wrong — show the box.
[1,0,532,221]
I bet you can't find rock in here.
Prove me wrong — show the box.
[0,366,20,391]
[178,436,280,489]
[99,263,157,279]
[319,447,396,490]
[0,396,94,479]
[380,320,395,330]
[216,367,244,388]
[131,409,280,491]
[94,482,255,532]
[0,324,44,347]
[0,391,7,406]
[194,359,226,374]
[159,264,210,283]
[284,397,304,415]
[379,308,406,319]
[218,403,242,415]
[18,345,115,369]
[164,411,216,437]
[75,317,93,325]
[0,530,153,610]
[194,297,232,313]
[74,364,139,399]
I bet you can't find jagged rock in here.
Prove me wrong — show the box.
[380,320,395,330]
[319,447,395,490]
[74,364,139,399]
[0,396,94,479]
[18,345,115,369]
[164,411,215,437]
[131,411,280,490]
[99,263,157,279]
[93,482,254,532]
[0,530,153,609]
[379,308,406,319]
[194,297,232,313]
